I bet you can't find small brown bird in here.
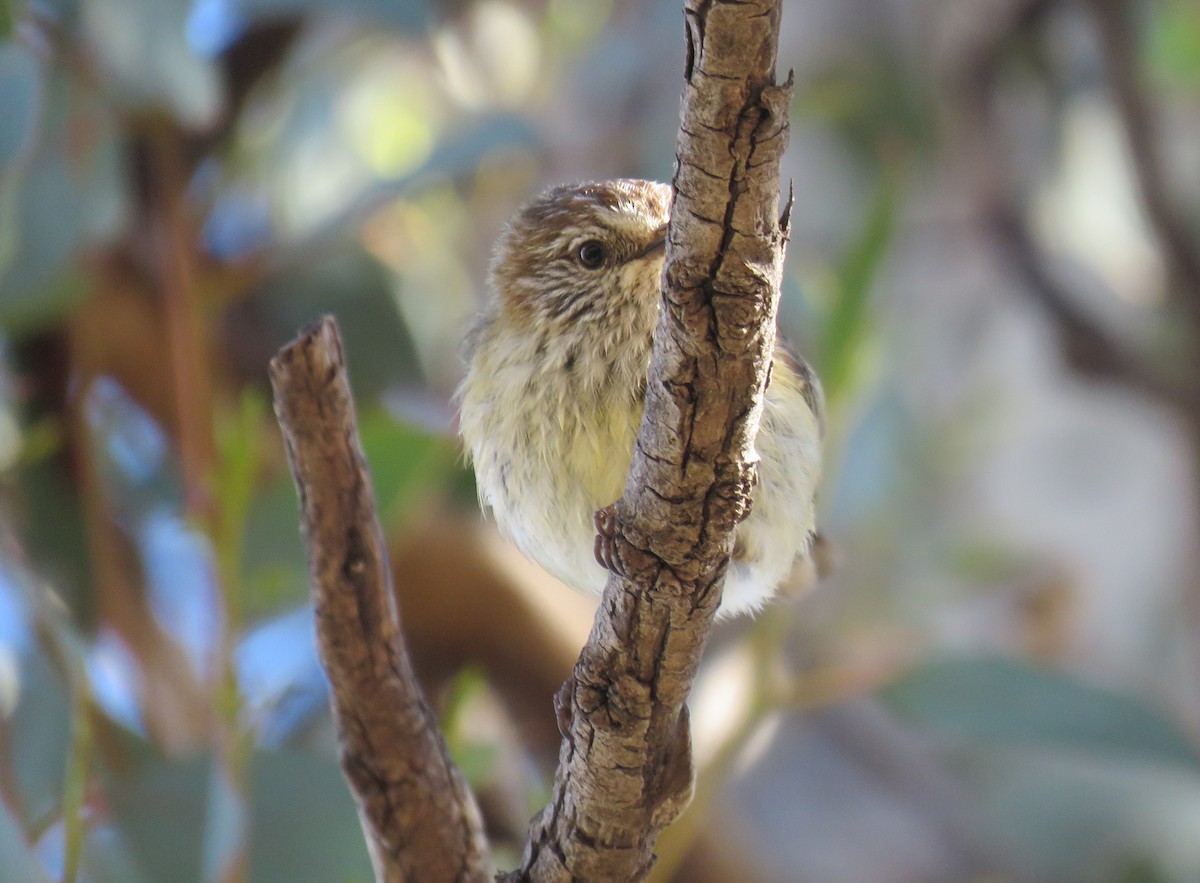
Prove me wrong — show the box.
[457,179,823,616]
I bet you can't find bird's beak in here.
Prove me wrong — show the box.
[629,224,669,262]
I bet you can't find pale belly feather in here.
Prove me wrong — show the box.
[474,371,820,617]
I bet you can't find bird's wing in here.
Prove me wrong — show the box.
[772,339,825,439]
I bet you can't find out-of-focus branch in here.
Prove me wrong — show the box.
[503,1,793,880]
[953,0,1200,416]
[269,317,489,883]
[1091,0,1200,314]
[989,205,1200,414]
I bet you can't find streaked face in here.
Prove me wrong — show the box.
[489,179,671,328]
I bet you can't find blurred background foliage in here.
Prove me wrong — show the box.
[1,0,1200,880]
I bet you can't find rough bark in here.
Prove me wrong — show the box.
[269,2,791,879]
[269,317,490,883]
[503,1,793,879]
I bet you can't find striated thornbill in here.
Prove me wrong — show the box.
[457,179,822,617]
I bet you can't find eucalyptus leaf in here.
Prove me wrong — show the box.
[107,749,374,882]
[816,170,896,404]
[1150,0,1200,89]
[0,151,84,328]
[358,410,457,525]
[0,42,41,173]
[882,656,1200,770]
[83,0,223,127]
[237,0,430,32]
[961,744,1200,883]
[240,478,308,621]
[0,80,129,332]
[231,248,422,401]
[78,826,149,883]
[8,654,71,830]
[106,756,209,882]
[0,793,51,883]
[247,750,374,882]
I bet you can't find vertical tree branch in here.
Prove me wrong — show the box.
[269,318,490,883]
[271,3,792,879]
[505,1,793,880]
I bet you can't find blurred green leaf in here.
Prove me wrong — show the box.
[0,150,84,326]
[14,415,64,469]
[239,0,429,32]
[452,742,500,792]
[441,665,486,736]
[0,793,51,883]
[1148,0,1200,90]
[962,745,1200,883]
[0,171,18,276]
[107,747,372,883]
[8,654,72,830]
[213,392,267,625]
[415,115,539,180]
[545,0,613,54]
[77,827,149,883]
[942,538,1035,587]
[882,656,1200,770]
[240,477,307,622]
[816,172,897,404]
[18,460,93,618]
[441,666,499,788]
[202,764,247,883]
[237,249,421,402]
[1113,857,1171,883]
[269,114,540,255]
[83,0,222,127]
[358,410,457,525]
[106,756,208,882]
[796,50,933,159]
[0,78,128,332]
[0,42,41,172]
[247,750,373,882]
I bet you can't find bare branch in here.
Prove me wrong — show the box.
[1091,0,1200,313]
[503,1,793,880]
[952,0,1200,416]
[988,205,1200,414]
[269,317,490,883]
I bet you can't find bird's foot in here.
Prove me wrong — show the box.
[593,503,621,574]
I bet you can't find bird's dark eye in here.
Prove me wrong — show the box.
[576,240,607,269]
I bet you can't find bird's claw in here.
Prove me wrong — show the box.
[594,503,621,574]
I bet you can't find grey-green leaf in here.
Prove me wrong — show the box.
[0,42,41,173]
[882,656,1200,770]
[0,792,51,883]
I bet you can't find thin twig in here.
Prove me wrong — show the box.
[269,317,489,883]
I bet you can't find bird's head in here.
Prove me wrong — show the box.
[488,179,671,334]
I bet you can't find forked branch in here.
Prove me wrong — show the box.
[270,1,793,880]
